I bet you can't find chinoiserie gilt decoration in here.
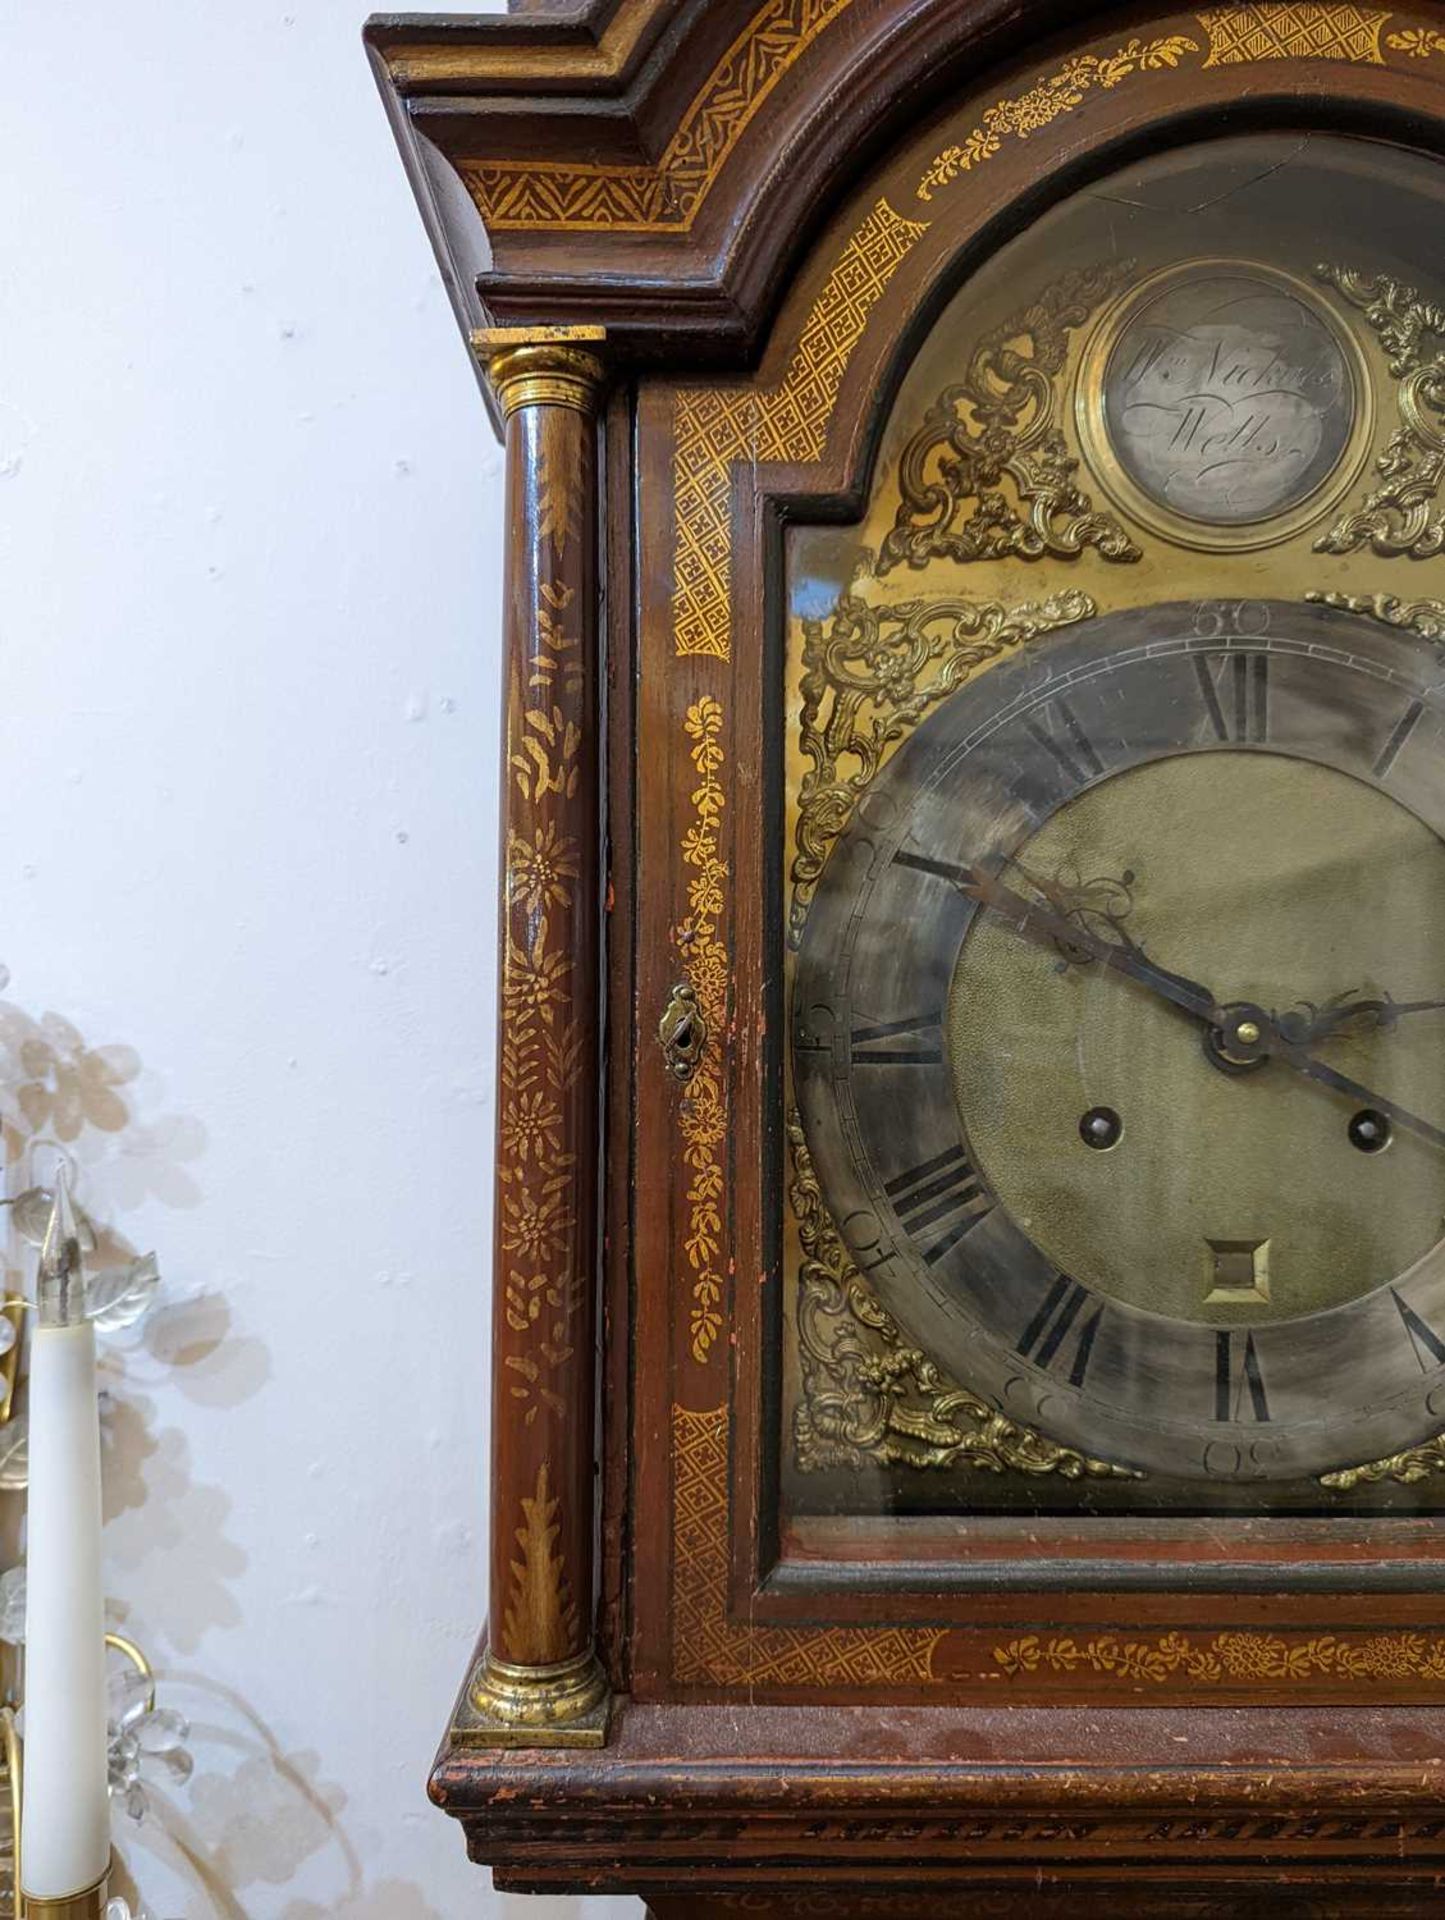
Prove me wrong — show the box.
[788,1114,1141,1478]
[672,1402,948,1684]
[992,1625,1445,1684]
[915,37,1201,202]
[461,328,611,1748]
[674,698,729,1363]
[673,199,930,662]
[460,0,860,231]
[876,265,1142,574]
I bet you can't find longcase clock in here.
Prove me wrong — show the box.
[368,1,1445,1910]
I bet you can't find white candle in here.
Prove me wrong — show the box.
[21,1180,110,1899]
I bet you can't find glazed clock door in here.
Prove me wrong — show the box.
[777,127,1445,1554]
[623,101,1445,1736]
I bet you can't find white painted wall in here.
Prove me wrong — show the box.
[1,5,638,1913]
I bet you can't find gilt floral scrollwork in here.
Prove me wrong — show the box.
[876,262,1143,576]
[1314,265,1445,558]
[915,37,1199,202]
[789,589,1096,944]
[676,696,730,1363]
[995,1626,1445,1686]
[789,1113,1138,1479]
[1305,587,1445,641]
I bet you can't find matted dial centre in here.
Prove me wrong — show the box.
[947,751,1445,1325]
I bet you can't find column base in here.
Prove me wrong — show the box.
[452,1644,610,1750]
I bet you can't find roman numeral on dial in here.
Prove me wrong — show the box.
[1373,698,1425,780]
[1195,651,1268,744]
[1021,697,1106,786]
[1393,1289,1445,1371]
[1215,1329,1270,1422]
[851,1011,943,1067]
[1016,1275,1104,1388]
[883,1144,991,1263]
[893,849,976,889]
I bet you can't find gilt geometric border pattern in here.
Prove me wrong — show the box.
[672,1405,944,1685]
[462,5,1422,236]
[462,0,857,232]
[672,197,929,661]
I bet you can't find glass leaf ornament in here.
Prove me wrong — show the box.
[108,1674,194,1828]
[0,1417,25,1492]
[86,1252,160,1331]
[10,1185,95,1252]
[106,1659,152,1724]
[0,1565,23,1643]
[133,1705,189,1755]
[0,1316,15,1359]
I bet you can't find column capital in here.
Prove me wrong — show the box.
[472,325,607,417]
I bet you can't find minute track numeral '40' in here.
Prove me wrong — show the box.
[883,1144,992,1264]
[1016,1275,1104,1388]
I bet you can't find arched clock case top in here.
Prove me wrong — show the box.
[371,0,1445,1907]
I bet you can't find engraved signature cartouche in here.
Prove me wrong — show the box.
[1103,274,1353,526]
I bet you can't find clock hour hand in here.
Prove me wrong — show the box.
[1277,991,1445,1048]
[959,859,1221,1026]
[952,855,1445,1150]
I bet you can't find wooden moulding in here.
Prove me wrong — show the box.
[430,1696,1445,1901]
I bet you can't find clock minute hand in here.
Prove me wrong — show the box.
[949,857,1445,1154]
[1258,1029,1445,1155]
[960,861,1222,1026]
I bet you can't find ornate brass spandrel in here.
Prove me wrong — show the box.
[1314,264,1445,558]
[789,588,1096,945]
[1319,1435,1445,1490]
[876,263,1143,576]
[788,1112,1141,1479]
[1306,587,1445,639]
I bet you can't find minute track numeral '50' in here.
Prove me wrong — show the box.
[883,1145,992,1264]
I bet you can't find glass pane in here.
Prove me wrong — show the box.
[783,131,1445,1528]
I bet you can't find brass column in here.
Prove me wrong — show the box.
[462,327,610,1746]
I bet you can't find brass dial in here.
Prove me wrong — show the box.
[792,599,1445,1481]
